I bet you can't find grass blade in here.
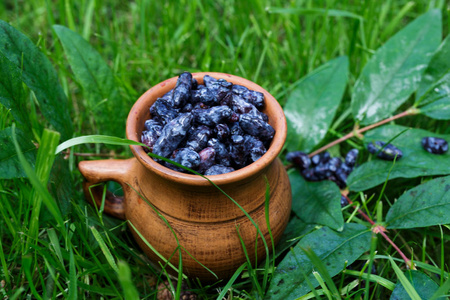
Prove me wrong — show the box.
[388,256,421,300]
[55,135,146,154]
[117,261,140,300]
[90,226,119,274]
[68,245,77,300]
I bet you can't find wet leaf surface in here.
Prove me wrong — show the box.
[348,125,450,191]
[284,56,348,152]
[0,127,36,179]
[289,171,343,231]
[266,223,371,299]
[386,175,450,229]
[351,9,441,125]
[0,20,73,140]
[416,34,450,120]
[390,270,439,300]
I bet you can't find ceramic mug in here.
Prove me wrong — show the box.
[78,72,292,281]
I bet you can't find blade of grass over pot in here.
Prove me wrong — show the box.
[53,25,129,137]
[55,135,147,154]
[266,224,371,299]
[27,129,60,251]
[415,34,450,120]
[284,56,348,152]
[385,176,450,229]
[0,20,73,140]
[0,126,37,179]
[11,124,66,238]
[348,125,450,191]
[289,171,344,231]
[351,9,441,125]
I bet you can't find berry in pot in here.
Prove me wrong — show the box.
[165,148,200,173]
[421,137,448,154]
[367,141,403,160]
[152,113,193,158]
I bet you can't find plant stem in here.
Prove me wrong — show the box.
[343,194,415,270]
[308,108,418,157]
[62,150,128,159]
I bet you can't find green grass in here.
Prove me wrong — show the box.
[1,0,450,299]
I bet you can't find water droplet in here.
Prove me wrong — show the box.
[434,88,440,93]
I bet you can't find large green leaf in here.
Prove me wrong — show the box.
[53,25,128,137]
[347,125,450,191]
[266,223,371,299]
[0,51,28,127]
[0,20,73,140]
[351,9,441,125]
[289,171,343,231]
[415,34,450,120]
[0,127,36,179]
[386,176,450,229]
[390,271,439,300]
[284,56,348,152]
[274,216,316,258]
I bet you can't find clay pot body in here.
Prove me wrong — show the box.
[78,73,291,281]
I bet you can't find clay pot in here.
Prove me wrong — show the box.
[78,72,291,281]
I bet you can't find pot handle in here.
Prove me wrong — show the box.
[78,158,136,220]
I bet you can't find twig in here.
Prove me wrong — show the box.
[309,108,418,157]
[343,194,415,270]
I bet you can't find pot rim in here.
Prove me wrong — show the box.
[126,72,287,186]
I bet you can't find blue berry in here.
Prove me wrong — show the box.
[245,135,266,162]
[207,138,231,167]
[239,113,275,141]
[204,164,235,175]
[192,106,233,126]
[311,152,330,166]
[170,72,193,108]
[286,151,311,170]
[198,147,216,173]
[165,147,200,172]
[150,98,179,125]
[345,149,359,167]
[214,124,230,142]
[421,137,448,154]
[141,120,163,152]
[340,195,349,207]
[367,141,403,160]
[185,125,213,152]
[191,86,216,105]
[152,113,193,158]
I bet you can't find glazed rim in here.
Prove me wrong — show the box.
[126,72,287,186]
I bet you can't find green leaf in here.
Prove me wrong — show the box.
[390,270,438,300]
[285,56,348,152]
[0,20,73,140]
[266,223,371,299]
[274,216,316,259]
[53,25,128,137]
[90,226,119,274]
[0,51,28,126]
[416,34,450,120]
[351,9,441,125]
[0,126,36,179]
[386,176,450,229]
[347,125,450,191]
[289,171,344,231]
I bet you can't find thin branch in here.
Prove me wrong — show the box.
[309,108,418,157]
[343,194,415,269]
[62,150,128,159]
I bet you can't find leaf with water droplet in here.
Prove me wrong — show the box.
[266,223,371,299]
[416,34,450,120]
[289,171,344,231]
[386,175,450,229]
[352,9,441,125]
[284,56,348,152]
[347,125,450,191]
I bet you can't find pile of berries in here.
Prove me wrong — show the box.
[141,72,275,175]
[287,136,448,190]
[286,149,359,189]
